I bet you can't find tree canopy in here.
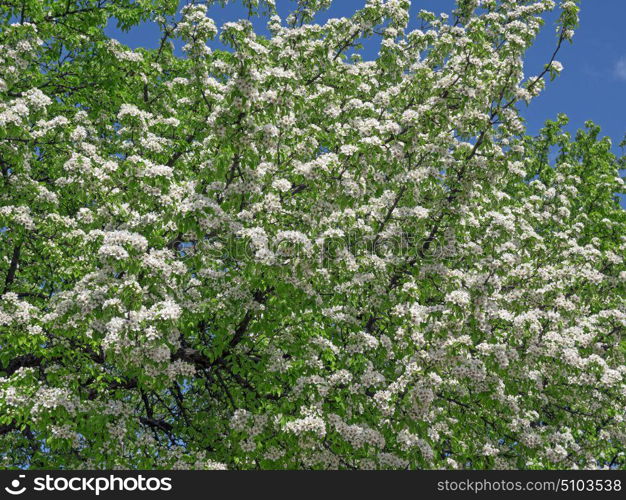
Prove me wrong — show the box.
[0,0,624,470]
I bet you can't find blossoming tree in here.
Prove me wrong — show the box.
[0,0,624,470]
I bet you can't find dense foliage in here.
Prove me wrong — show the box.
[0,0,624,469]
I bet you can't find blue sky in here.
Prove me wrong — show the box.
[106,0,626,198]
